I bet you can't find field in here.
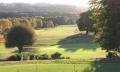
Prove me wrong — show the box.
[1,25,117,72]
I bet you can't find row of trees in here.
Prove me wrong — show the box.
[0,16,75,35]
[1,16,75,53]
[77,0,120,57]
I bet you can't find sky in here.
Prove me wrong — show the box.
[0,0,89,7]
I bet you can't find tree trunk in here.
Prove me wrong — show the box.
[86,27,89,35]
[17,46,23,53]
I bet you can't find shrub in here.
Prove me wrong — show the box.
[6,54,21,61]
[51,52,62,59]
[29,54,36,60]
[65,57,70,59]
[61,56,65,59]
[37,54,49,60]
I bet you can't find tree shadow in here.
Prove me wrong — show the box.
[83,58,120,72]
[58,34,99,52]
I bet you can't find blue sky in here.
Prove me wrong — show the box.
[0,0,90,7]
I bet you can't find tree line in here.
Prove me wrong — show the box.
[0,16,75,35]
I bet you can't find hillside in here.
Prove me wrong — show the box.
[0,3,83,18]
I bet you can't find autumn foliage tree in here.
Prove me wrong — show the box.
[0,19,12,35]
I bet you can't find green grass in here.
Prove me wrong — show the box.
[34,25,106,59]
[0,64,89,72]
[0,25,119,72]
[0,25,106,59]
[36,43,106,59]
[0,62,120,72]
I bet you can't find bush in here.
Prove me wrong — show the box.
[61,56,65,59]
[65,57,70,59]
[60,56,70,59]
[51,52,62,59]
[29,54,36,60]
[6,54,21,61]
[37,54,49,60]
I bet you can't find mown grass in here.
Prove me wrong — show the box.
[0,64,90,72]
[34,25,106,59]
[0,62,120,72]
[0,25,119,72]
[0,25,106,59]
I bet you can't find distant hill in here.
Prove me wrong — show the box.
[0,3,82,14]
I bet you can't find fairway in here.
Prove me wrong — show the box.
[34,25,106,59]
[0,25,106,59]
[0,25,118,72]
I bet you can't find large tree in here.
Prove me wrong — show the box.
[77,11,94,34]
[89,0,120,53]
[5,26,35,53]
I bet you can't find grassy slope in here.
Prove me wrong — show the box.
[0,25,106,59]
[35,25,106,59]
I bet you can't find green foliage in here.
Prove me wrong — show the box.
[6,54,21,61]
[51,52,62,59]
[37,54,49,60]
[52,16,69,25]
[77,11,94,34]
[5,26,35,53]
[89,0,120,52]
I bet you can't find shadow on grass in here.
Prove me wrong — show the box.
[58,34,99,52]
[83,58,120,72]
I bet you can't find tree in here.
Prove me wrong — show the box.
[19,19,32,27]
[5,26,35,53]
[77,11,94,34]
[0,19,12,38]
[28,18,37,28]
[43,18,54,28]
[36,18,43,28]
[89,0,120,53]
[53,16,69,25]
